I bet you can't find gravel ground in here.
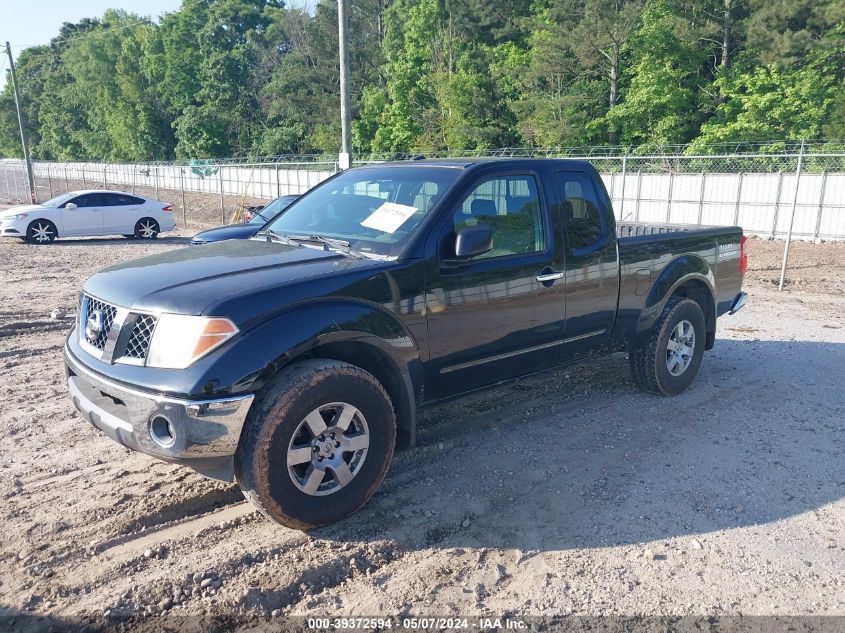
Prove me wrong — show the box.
[0,221,843,631]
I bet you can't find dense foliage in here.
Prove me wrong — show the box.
[1,0,843,160]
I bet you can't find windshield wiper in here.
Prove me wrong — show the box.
[256,231,380,259]
[287,234,369,259]
[254,228,302,245]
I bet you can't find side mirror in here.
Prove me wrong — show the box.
[451,225,493,261]
[64,202,77,209]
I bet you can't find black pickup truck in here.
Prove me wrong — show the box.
[65,159,747,529]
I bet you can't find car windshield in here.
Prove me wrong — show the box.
[41,193,77,208]
[248,196,297,225]
[264,166,460,257]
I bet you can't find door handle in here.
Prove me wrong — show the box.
[536,271,564,283]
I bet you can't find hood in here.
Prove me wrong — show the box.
[191,224,258,243]
[82,239,378,316]
[0,204,44,217]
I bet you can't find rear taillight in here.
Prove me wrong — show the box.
[740,236,748,276]
[162,205,173,212]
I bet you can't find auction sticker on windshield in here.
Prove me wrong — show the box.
[360,202,418,234]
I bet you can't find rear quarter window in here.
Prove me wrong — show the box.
[108,194,145,206]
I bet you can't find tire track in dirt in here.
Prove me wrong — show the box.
[78,503,256,578]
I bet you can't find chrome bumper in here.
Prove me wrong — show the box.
[729,291,747,315]
[65,345,254,481]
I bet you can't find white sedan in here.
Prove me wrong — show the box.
[0,190,177,243]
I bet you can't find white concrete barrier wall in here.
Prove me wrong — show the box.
[1,159,844,240]
[25,161,339,199]
[603,171,844,239]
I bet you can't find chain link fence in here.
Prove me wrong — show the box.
[1,146,844,240]
[0,157,338,227]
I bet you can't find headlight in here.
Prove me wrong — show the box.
[3,213,28,221]
[146,314,238,369]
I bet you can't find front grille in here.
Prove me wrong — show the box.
[124,314,157,359]
[84,297,118,349]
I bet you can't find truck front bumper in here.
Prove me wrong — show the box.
[65,345,254,481]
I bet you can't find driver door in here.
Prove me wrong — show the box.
[424,172,567,399]
[60,193,104,236]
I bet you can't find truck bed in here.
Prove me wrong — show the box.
[616,221,738,244]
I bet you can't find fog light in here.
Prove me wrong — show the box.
[149,415,176,448]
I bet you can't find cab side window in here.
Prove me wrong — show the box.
[555,171,605,251]
[449,175,545,260]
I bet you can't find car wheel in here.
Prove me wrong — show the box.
[134,218,160,239]
[26,220,57,244]
[235,359,396,530]
[629,296,706,396]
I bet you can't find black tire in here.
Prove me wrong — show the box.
[629,296,706,396]
[25,219,57,244]
[235,359,396,530]
[134,218,160,239]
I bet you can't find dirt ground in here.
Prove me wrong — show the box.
[0,216,843,631]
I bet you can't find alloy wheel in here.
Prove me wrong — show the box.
[30,222,54,243]
[138,220,158,238]
[287,402,370,496]
[666,319,695,376]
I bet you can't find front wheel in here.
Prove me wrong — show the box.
[235,359,396,530]
[26,220,57,244]
[629,297,706,396]
[134,218,160,239]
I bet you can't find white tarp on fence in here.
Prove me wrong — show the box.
[1,158,844,240]
[603,171,845,240]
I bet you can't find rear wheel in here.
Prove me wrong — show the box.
[26,220,57,244]
[235,359,396,530]
[134,218,159,239]
[629,297,706,396]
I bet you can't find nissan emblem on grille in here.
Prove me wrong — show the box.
[85,310,104,341]
[82,296,118,351]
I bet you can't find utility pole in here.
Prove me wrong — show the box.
[337,0,352,170]
[778,140,805,291]
[5,42,36,203]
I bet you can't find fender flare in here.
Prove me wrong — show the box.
[636,255,716,343]
[245,299,423,446]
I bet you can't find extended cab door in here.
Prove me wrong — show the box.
[552,169,619,358]
[424,170,568,399]
[59,193,104,236]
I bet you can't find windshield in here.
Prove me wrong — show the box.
[248,196,297,225]
[41,193,77,208]
[264,166,460,257]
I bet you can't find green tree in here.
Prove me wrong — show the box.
[690,17,845,148]
[261,0,387,155]
[61,10,174,160]
[0,46,50,157]
[604,0,707,146]
[745,0,844,66]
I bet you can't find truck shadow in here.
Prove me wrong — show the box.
[320,338,844,552]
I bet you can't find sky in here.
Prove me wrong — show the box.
[0,0,183,89]
[0,0,317,90]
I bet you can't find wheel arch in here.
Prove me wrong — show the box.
[246,300,422,448]
[638,255,716,349]
[665,277,716,349]
[27,217,60,238]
